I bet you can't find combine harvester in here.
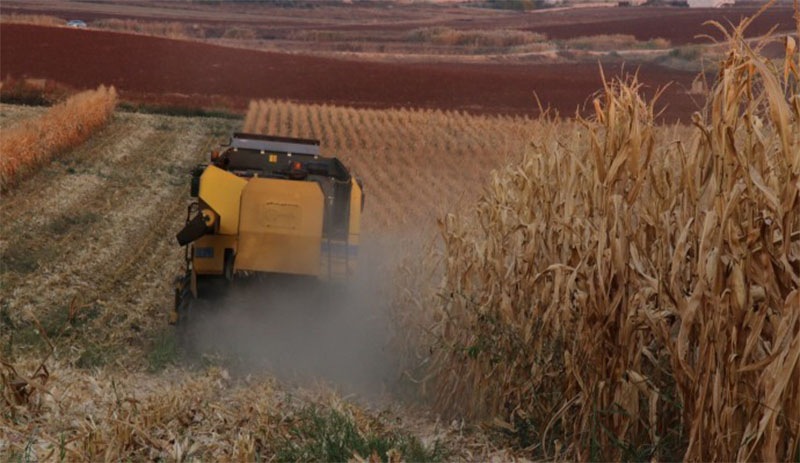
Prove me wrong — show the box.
[172,133,364,326]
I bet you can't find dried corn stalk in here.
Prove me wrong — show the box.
[0,85,118,191]
[402,8,800,462]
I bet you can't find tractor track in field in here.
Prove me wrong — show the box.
[0,106,239,361]
[0,115,149,250]
[0,104,46,129]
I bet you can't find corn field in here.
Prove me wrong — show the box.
[243,101,534,231]
[396,15,800,462]
[0,85,117,192]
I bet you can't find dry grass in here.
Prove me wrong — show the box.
[0,14,63,27]
[1,357,440,461]
[562,34,671,51]
[405,27,547,49]
[397,8,800,462]
[92,18,193,40]
[0,85,117,192]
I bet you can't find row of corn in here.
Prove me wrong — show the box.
[397,10,799,462]
[0,85,117,192]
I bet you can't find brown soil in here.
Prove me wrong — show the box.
[520,6,796,44]
[0,24,702,121]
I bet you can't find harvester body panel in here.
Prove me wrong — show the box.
[192,234,236,275]
[198,165,247,235]
[236,178,324,276]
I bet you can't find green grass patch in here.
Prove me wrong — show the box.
[0,301,102,360]
[75,342,108,369]
[275,405,444,462]
[146,331,181,372]
[118,102,242,120]
[0,242,57,275]
[47,212,99,236]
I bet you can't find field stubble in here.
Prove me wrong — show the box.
[0,104,45,130]
[0,86,117,192]
[0,110,238,366]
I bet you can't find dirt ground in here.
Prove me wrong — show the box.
[4,2,791,122]
[0,23,703,121]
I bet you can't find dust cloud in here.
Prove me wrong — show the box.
[184,236,412,398]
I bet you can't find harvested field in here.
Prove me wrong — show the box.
[0,104,44,129]
[0,101,535,460]
[0,108,236,353]
[0,24,701,122]
[0,86,117,191]
[0,99,528,336]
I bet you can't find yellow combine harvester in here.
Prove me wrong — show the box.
[172,133,363,325]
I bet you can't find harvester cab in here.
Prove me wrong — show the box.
[172,132,363,325]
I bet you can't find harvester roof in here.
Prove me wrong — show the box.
[228,132,320,156]
[216,132,350,182]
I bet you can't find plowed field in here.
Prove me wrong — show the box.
[521,6,796,44]
[0,24,701,121]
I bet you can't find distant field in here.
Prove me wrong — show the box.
[2,1,794,47]
[0,24,702,121]
[519,5,795,44]
[5,1,789,122]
